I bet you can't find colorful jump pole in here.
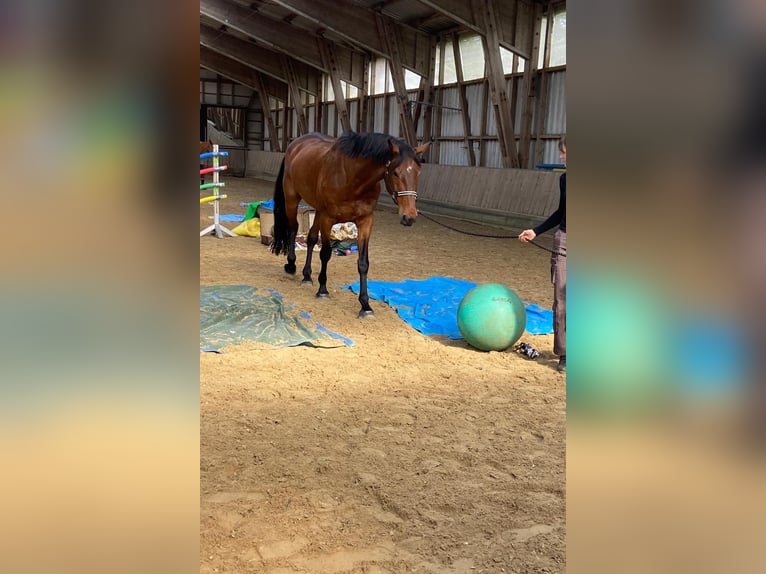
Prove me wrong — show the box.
[200,194,228,204]
[199,145,236,238]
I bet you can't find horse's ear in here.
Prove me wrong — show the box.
[414,141,431,156]
[388,138,401,157]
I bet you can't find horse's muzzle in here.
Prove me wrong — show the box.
[401,215,416,226]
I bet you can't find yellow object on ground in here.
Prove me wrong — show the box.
[232,217,261,237]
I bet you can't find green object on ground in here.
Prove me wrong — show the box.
[244,201,262,221]
[457,283,527,351]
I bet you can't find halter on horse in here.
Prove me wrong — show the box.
[271,131,430,317]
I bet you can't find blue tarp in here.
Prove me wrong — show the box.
[218,214,246,222]
[344,276,553,338]
[255,199,312,212]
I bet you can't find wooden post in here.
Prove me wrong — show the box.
[519,2,543,168]
[282,103,288,151]
[475,0,520,168]
[534,4,554,166]
[452,33,476,166]
[281,55,308,136]
[254,72,280,152]
[510,55,519,139]
[318,39,351,133]
[479,78,489,166]
[375,14,418,146]
[433,39,446,164]
[359,57,371,132]
[413,35,436,146]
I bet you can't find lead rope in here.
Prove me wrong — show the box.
[417,211,567,257]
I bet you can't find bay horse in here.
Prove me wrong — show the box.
[271,131,430,318]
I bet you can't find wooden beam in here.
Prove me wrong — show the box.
[475,0,520,168]
[534,4,554,165]
[479,78,489,166]
[200,24,318,95]
[417,0,531,60]
[413,35,437,148]
[509,56,519,159]
[320,83,328,134]
[282,104,288,150]
[519,2,543,168]
[281,55,308,135]
[201,0,364,87]
[270,0,430,77]
[359,58,371,132]
[383,94,390,135]
[375,14,417,146]
[200,45,287,102]
[433,40,446,164]
[318,39,351,133]
[253,71,281,152]
[452,33,476,166]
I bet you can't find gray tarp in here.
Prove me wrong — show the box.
[200,285,353,352]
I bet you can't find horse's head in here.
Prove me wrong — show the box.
[385,140,431,226]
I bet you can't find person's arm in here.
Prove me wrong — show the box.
[532,206,562,236]
[518,208,560,242]
[519,173,564,242]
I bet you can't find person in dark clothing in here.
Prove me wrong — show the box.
[519,136,566,373]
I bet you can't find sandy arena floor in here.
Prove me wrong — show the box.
[200,176,565,573]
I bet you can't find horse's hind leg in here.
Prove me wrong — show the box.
[284,216,299,274]
[315,218,333,298]
[301,212,321,285]
[283,198,300,275]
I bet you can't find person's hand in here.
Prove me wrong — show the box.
[519,229,536,242]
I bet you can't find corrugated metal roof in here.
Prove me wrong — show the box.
[336,0,465,35]
[378,1,437,27]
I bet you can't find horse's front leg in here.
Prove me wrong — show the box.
[355,215,374,318]
[315,217,334,298]
[301,212,322,285]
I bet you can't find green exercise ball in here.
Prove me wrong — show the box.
[457,283,527,351]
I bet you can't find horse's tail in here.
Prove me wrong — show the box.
[271,158,290,256]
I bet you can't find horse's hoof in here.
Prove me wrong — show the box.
[316,292,330,299]
[301,278,313,286]
[284,263,296,274]
[358,310,375,319]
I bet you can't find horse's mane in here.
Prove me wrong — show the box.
[335,131,417,164]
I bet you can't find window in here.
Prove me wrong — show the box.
[550,9,566,66]
[500,46,525,74]
[368,57,420,93]
[206,106,246,147]
[372,58,387,95]
[322,76,334,102]
[441,39,457,84]
[539,8,566,68]
[345,82,359,99]
[404,69,421,90]
[458,34,485,81]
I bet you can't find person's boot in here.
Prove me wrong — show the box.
[557,355,566,373]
